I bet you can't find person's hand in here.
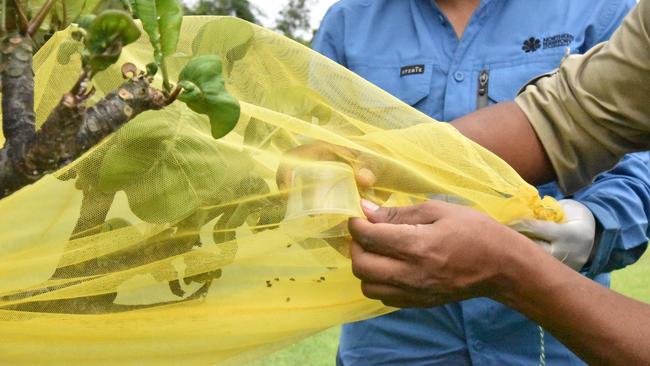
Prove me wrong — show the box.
[348,199,540,308]
[509,199,596,271]
[275,142,377,191]
[276,142,434,196]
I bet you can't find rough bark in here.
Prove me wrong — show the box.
[0,74,167,198]
[0,34,37,196]
[0,36,35,143]
[70,189,116,239]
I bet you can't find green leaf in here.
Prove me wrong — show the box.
[76,14,97,29]
[61,0,105,24]
[28,0,101,30]
[96,117,174,191]
[178,55,241,139]
[95,105,250,223]
[131,0,183,90]
[266,86,333,125]
[56,39,83,65]
[82,10,141,74]
[243,117,299,151]
[192,17,254,63]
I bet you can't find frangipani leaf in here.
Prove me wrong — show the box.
[178,55,240,139]
[131,0,183,89]
[96,105,250,223]
[82,10,141,74]
[56,40,83,65]
[192,17,254,63]
[28,0,104,31]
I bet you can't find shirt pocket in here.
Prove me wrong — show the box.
[487,56,564,103]
[348,59,434,106]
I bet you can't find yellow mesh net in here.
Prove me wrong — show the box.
[0,16,563,365]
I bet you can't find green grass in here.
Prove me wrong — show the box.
[248,251,650,365]
[612,249,650,303]
[245,327,340,366]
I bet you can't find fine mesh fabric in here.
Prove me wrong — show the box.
[0,16,563,365]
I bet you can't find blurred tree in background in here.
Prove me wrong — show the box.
[275,0,314,45]
[183,0,262,24]
[183,0,317,44]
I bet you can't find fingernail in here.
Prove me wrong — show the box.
[361,199,380,212]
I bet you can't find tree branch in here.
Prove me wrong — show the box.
[26,0,56,36]
[0,76,167,198]
[75,76,167,151]
[1,34,36,148]
[11,0,28,33]
[3,0,17,34]
[166,84,182,105]
[70,189,116,240]
[1,0,6,36]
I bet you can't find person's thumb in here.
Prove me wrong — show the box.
[353,167,377,190]
[360,199,443,225]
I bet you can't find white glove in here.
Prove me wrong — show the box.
[509,199,596,271]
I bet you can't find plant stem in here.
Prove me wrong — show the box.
[70,189,116,240]
[1,34,36,148]
[76,77,167,151]
[3,0,17,33]
[166,85,182,105]
[70,69,92,96]
[161,57,172,93]
[0,77,167,198]
[1,0,6,36]
[60,0,67,26]
[11,0,28,33]
[27,0,56,36]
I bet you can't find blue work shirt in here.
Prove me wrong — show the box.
[313,0,649,365]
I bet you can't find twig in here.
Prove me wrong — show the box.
[161,57,172,93]
[11,0,28,33]
[165,85,182,105]
[1,0,6,35]
[70,69,92,96]
[27,0,56,36]
[60,0,67,25]
[0,77,167,198]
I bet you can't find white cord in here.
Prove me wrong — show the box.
[538,325,546,366]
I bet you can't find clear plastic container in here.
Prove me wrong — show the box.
[282,161,363,238]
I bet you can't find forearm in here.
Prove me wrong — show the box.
[451,102,555,185]
[497,233,650,365]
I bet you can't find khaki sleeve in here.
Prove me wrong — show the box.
[515,0,650,194]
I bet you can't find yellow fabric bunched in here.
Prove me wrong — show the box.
[0,16,562,365]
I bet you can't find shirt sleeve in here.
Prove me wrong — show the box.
[515,0,650,194]
[311,5,348,66]
[571,153,650,276]
[585,0,637,47]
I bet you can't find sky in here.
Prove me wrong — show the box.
[252,0,338,31]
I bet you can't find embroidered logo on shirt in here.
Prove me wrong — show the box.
[543,33,575,49]
[522,37,541,53]
[522,33,575,53]
[400,64,425,77]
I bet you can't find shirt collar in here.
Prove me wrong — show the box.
[426,0,498,14]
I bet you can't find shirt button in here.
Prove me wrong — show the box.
[473,340,484,351]
[454,71,465,82]
[438,15,445,24]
